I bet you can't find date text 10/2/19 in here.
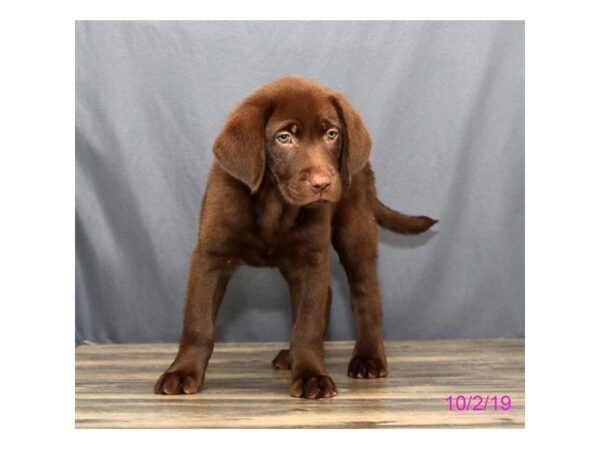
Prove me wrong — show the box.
[446,394,512,412]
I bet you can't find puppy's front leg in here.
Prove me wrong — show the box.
[333,212,387,379]
[285,252,337,399]
[154,248,233,395]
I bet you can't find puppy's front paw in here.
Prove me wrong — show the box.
[154,365,205,395]
[348,355,387,378]
[290,374,337,399]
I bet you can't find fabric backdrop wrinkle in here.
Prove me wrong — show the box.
[76,21,524,344]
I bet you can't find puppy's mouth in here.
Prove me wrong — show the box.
[304,198,330,208]
[300,187,347,208]
[276,179,341,207]
[291,189,339,207]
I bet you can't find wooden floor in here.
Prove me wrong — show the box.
[75,339,524,428]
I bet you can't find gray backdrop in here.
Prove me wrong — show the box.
[76,21,524,344]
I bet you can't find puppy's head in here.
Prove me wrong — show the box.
[213,76,371,207]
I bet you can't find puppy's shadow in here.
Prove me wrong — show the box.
[378,229,439,249]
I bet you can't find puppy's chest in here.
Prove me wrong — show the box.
[246,200,328,267]
[256,203,301,255]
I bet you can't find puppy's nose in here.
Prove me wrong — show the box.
[310,174,332,193]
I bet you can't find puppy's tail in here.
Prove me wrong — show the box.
[375,199,438,235]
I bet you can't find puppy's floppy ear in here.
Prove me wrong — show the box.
[331,93,372,185]
[213,93,273,193]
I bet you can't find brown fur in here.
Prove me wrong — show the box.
[154,76,437,399]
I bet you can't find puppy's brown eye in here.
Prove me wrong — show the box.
[326,129,338,140]
[276,133,292,144]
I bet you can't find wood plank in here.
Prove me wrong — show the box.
[75,339,524,428]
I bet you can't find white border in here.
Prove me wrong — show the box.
[1,0,599,447]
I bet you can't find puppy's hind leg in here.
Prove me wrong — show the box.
[272,349,291,370]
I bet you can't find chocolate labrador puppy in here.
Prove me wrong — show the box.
[155,76,437,399]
